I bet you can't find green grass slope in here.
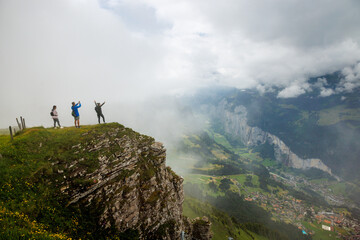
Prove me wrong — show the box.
[0,123,150,240]
[183,196,268,240]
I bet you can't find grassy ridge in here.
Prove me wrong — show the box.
[0,123,142,239]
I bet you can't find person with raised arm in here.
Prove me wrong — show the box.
[71,101,81,128]
[94,100,106,124]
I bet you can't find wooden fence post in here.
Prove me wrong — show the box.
[20,116,25,130]
[16,118,22,130]
[9,126,13,141]
[23,118,26,129]
[20,117,23,130]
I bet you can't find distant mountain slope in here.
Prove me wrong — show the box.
[170,132,318,239]
[171,130,360,239]
[191,79,360,180]
[208,101,334,175]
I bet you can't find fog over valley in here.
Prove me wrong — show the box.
[1,1,360,239]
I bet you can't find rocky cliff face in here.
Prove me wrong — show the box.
[51,124,211,239]
[211,100,333,175]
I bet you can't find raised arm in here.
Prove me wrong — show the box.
[101,102,105,107]
[94,100,97,106]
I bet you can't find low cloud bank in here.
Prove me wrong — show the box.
[1,0,360,128]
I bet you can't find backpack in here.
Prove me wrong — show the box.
[50,110,54,116]
[71,110,76,117]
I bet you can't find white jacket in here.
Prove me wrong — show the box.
[52,109,58,119]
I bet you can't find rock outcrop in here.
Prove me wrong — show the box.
[189,217,213,240]
[210,100,333,175]
[51,124,212,239]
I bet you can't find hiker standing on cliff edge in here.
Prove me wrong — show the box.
[51,105,63,128]
[94,100,106,124]
[71,101,81,128]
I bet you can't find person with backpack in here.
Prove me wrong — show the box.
[51,105,62,128]
[94,100,106,124]
[71,101,81,128]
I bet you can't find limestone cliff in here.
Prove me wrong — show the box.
[0,123,211,239]
[210,100,333,175]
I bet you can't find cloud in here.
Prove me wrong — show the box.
[193,0,360,47]
[337,63,360,93]
[313,77,335,97]
[277,85,306,98]
[99,0,171,34]
[142,0,360,96]
[1,0,360,128]
[320,88,335,97]
[314,78,328,88]
[0,0,168,127]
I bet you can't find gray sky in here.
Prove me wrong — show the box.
[1,0,360,130]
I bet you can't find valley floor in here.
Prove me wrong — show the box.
[168,128,360,240]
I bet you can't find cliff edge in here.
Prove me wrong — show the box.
[0,123,211,239]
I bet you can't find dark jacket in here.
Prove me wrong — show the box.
[95,103,105,114]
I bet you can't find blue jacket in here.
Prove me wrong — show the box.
[71,103,81,117]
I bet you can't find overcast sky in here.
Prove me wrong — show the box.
[1,0,360,130]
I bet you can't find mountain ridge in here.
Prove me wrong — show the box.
[212,99,334,176]
[190,82,360,181]
[0,123,212,239]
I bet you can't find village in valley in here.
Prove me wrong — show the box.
[239,171,360,238]
[179,128,360,239]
